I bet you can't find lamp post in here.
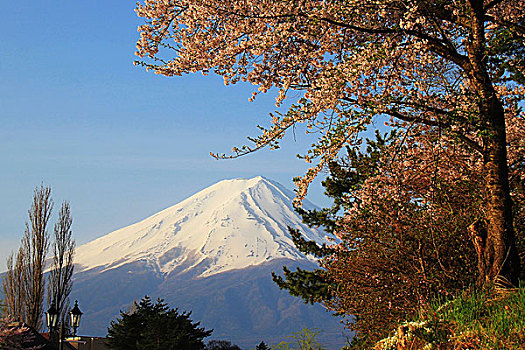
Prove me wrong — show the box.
[45,304,61,350]
[45,304,59,331]
[69,300,83,337]
[45,301,83,350]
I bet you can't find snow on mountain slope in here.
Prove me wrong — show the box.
[74,176,330,277]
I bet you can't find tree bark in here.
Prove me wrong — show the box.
[481,100,520,285]
[466,0,520,286]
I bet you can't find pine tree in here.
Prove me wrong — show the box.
[255,341,270,350]
[272,131,394,305]
[107,296,212,350]
[206,340,241,350]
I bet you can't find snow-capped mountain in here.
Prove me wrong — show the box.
[70,177,348,347]
[74,176,329,278]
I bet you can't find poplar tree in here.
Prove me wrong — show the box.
[7,185,53,331]
[48,201,75,327]
[2,186,76,332]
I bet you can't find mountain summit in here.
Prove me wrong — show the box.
[71,177,346,347]
[75,176,329,278]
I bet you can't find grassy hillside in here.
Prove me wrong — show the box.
[374,285,525,350]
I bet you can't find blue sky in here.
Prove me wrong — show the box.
[0,1,331,269]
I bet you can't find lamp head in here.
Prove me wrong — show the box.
[69,300,83,334]
[45,304,59,329]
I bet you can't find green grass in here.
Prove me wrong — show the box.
[433,285,525,349]
[375,285,525,349]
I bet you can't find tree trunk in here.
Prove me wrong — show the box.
[481,98,520,286]
[466,2,520,286]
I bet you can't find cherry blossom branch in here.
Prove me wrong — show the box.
[485,15,525,34]
[385,109,483,154]
[484,0,506,11]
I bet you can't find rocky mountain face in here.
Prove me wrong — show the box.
[70,177,348,348]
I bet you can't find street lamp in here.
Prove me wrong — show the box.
[45,304,61,349]
[69,300,83,336]
[45,304,59,330]
[45,301,83,349]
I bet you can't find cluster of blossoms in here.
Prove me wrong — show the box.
[135,2,524,337]
[135,0,523,204]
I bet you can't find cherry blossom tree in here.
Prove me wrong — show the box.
[135,0,524,284]
[275,117,523,342]
[0,318,47,350]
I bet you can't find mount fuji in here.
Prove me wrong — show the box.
[71,176,348,348]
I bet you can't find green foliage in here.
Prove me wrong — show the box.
[343,333,368,350]
[486,26,525,84]
[255,341,270,350]
[431,286,525,349]
[295,131,393,232]
[106,295,212,350]
[374,286,525,349]
[272,131,395,305]
[206,340,241,350]
[271,228,333,304]
[274,327,325,350]
[272,264,331,305]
